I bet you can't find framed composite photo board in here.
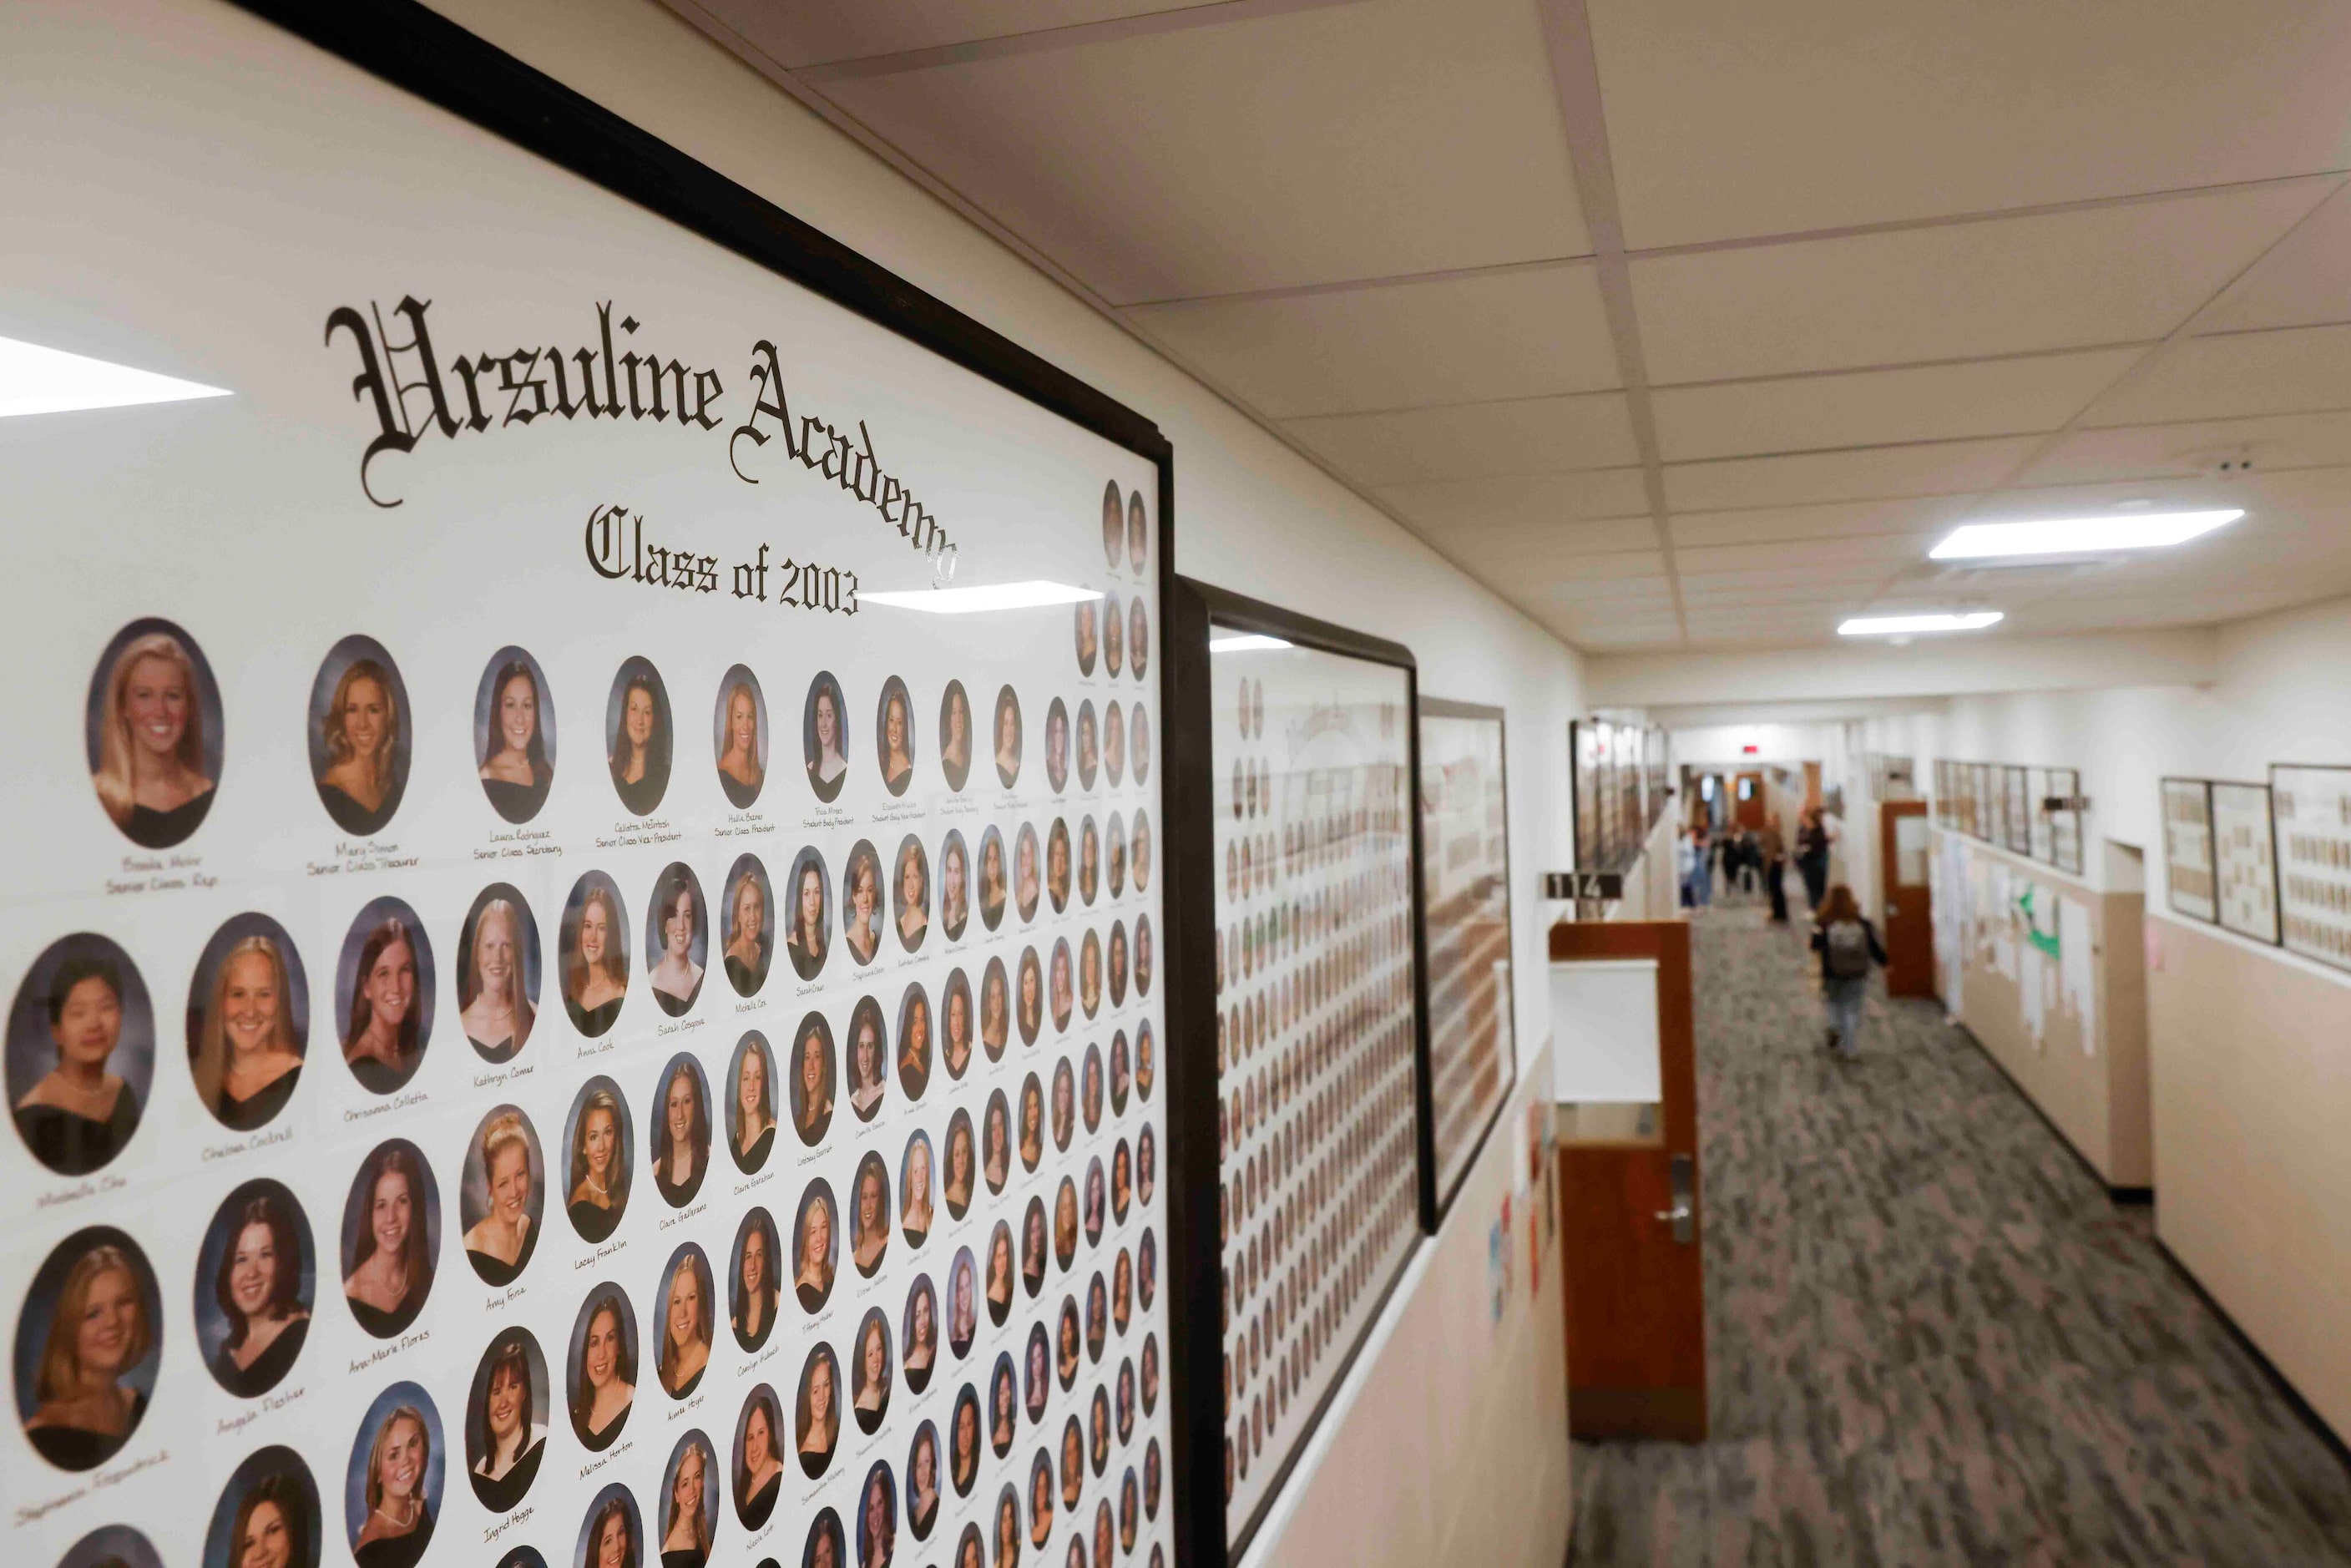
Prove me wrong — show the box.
[3,10,1182,1568]
[2273,764,2351,974]
[1159,579,1430,1566]
[1416,700,1514,1222]
[2161,779,2219,924]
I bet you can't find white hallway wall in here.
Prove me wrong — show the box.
[413,2,1588,1563]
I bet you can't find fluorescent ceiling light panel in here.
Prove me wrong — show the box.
[1838,612,2004,636]
[861,580,1100,614]
[0,333,231,417]
[1929,509,2241,559]
[1209,634,1293,652]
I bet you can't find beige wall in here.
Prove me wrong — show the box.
[2148,913,2351,1444]
[1939,831,2152,1188]
[411,3,1585,1561]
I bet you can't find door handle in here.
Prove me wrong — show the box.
[1656,1153,1696,1245]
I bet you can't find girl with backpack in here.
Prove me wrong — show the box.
[1810,883,1884,1060]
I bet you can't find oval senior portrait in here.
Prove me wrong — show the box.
[84,616,223,849]
[13,1224,163,1471]
[306,634,412,837]
[475,646,556,825]
[8,931,154,1177]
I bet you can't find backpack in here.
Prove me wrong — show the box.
[1825,919,1871,979]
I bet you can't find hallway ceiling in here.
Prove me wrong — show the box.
[668,0,2351,652]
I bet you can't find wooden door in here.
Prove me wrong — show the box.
[1733,771,1766,830]
[1552,919,1706,1439]
[1880,799,1934,996]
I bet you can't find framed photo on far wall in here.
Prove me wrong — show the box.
[2161,777,2218,923]
[2004,766,2031,857]
[1417,698,1514,1221]
[2210,781,2281,944]
[2048,766,2085,875]
[2026,766,2052,863]
[2273,763,2351,974]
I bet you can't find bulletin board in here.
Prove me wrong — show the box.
[3,11,1178,1568]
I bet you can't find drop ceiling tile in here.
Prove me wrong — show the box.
[1632,183,2327,383]
[815,0,1589,301]
[1667,497,1977,549]
[2016,412,2351,485]
[1661,438,2039,511]
[702,0,1217,68]
[2080,325,2351,427]
[2194,185,2351,335]
[1586,0,2351,248]
[1651,349,2146,463]
[1283,394,1636,487]
[1572,624,1686,649]
[1421,518,1664,562]
[1675,535,1924,576]
[1130,264,1616,420]
[1373,468,1651,532]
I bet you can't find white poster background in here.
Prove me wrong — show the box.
[1,7,1169,1568]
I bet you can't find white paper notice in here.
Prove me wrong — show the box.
[2060,898,2097,1055]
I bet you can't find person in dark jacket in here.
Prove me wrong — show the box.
[1758,816,1789,923]
[1810,883,1885,1059]
[1794,807,1833,911]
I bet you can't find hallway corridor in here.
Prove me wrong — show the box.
[1569,901,2351,1566]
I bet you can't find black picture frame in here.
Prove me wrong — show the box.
[2271,761,2351,975]
[1161,577,1431,1567]
[2160,776,2219,924]
[215,0,1193,1558]
[1416,696,1515,1226]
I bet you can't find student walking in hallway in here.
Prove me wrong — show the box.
[1757,815,1788,923]
[1809,883,1883,1059]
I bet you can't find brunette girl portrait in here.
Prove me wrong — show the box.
[980,957,1011,1061]
[341,1139,438,1338]
[849,1308,893,1435]
[650,1053,713,1207]
[803,672,850,804]
[338,899,432,1095]
[15,1227,161,1470]
[458,887,538,1065]
[790,1013,837,1148]
[851,1152,892,1277]
[896,984,933,1102]
[8,934,151,1176]
[645,862,708,1017]
[198,1180,314,1398]
[1044,701,1069,796]
[564,1077,634,1243]
[1103,702,1125,789]
[466,1329,549,1513]
[460,1105,544,1287]
[978,826,1009,933]
[846,998,889,1122]
[608,657,675,817]
[943,1113,977,1222]
[731,1207,781,1353]
[1074,703,1098,794]
[785,847,832,981]
[901,1272,938,1394]
[942,969,975,1081]
[579,1486,642,1568]
[476,648,555,824]
[734,1384,786,1528]
[1127,489,1148,578]
[993,686,1023,790]
[938,680,973,792]
[729,1029,779,1174]
[562,873,629,1038]
[939,830,971,942]
[715,665,769,810]
[203,1449,320,1568]
[85,619,220,848]
[1100,480,1125,572]
[343,1384,442,1568]
[842,842,884,969]
[722,854,775,998]
[876,677,916,797]
[1101,593,1123,680]
[568,1287,638,1451]
[308,635,410,837]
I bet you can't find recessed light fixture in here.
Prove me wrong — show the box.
[1929,509,2241,559]
[1838,612,2004,637]
[1209,634,1292,653]
[860,580,1100,614]
[0,333,231,418]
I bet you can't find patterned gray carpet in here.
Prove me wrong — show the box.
[1567,897,2351,1565]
